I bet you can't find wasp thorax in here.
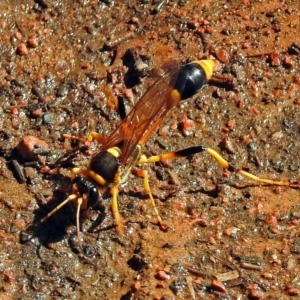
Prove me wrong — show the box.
[89,150,119,183]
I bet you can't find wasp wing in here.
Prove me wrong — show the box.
[101,65,180,164]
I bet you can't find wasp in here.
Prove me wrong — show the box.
[35,59,299,243]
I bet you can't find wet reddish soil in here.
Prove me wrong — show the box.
[0,0,300,299]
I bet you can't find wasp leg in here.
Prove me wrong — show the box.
[77,165,125,233]
[63,131,106,144]
[76,197,83,245]
[134,169,162,223]
[35,194,78,226]
[111,186,125,234]
[205,148,299,188]
[62,134,88,144]
[73,166,126,234]
[71,168,88,180]
[139,145,299,188]
[87,131,106,144]
[138,146,206,164]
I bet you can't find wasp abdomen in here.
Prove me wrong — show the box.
[174,62,209,100]
[89,151,119,183]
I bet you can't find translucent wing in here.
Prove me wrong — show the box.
[101,65,180,164]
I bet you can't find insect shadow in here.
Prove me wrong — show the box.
[22,171,109,253]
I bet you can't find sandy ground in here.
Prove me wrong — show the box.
[0,0,300,299]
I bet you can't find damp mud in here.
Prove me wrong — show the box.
[0,0,300,299]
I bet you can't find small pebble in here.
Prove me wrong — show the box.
[287,288,299,296]
[17,43,28,56]
[155,270,170,281]
[215,48,229,63]
[211,279,226,293]
[16,136,49,161]
[179,116,195,136]
[248,288,265,299]
[28,36,38,48]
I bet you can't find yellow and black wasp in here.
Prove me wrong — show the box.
[35,59,299,242]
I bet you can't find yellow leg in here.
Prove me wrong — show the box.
[237,170,292,187]
[63,134,88,144]
[87,131,106,143]
[206,148,298,187]
[36,194,78,225]
[111,186,124,234]
[71,168,88,180]
[63,131,106,144]
[135,169,162,224]
[76,197,83,244]
[138,145,299,189]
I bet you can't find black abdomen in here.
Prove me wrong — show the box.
[174,62,208,100]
